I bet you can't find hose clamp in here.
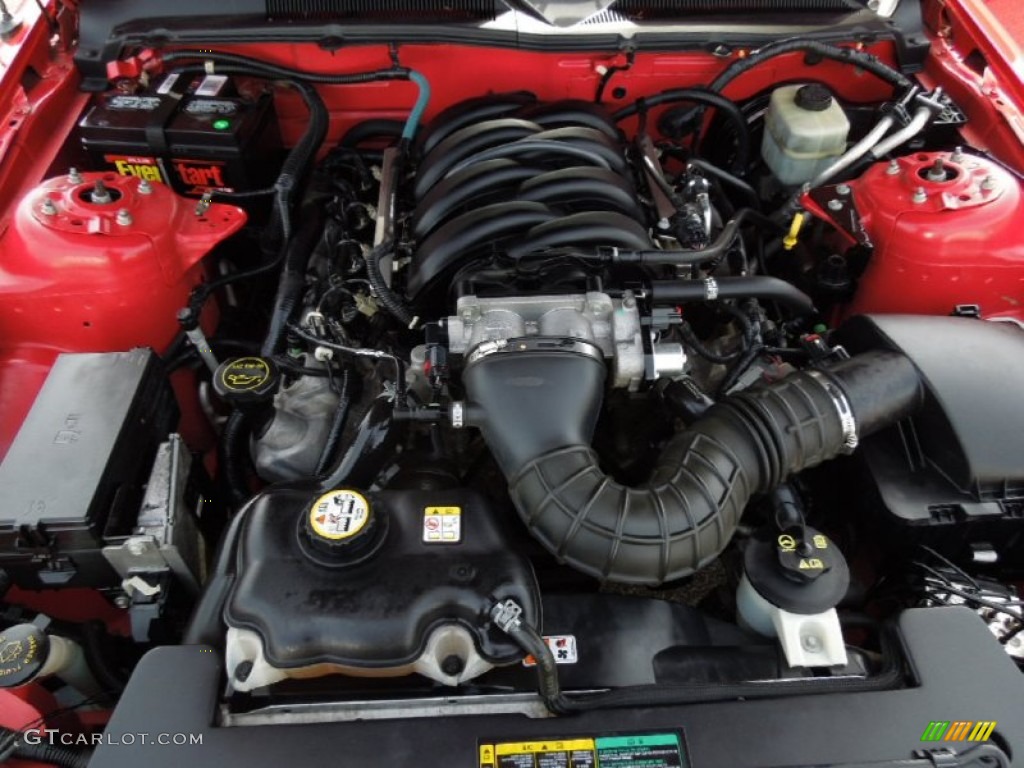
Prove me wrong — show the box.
[491,599,523,633]
[450,401,465,429]
[703,277,719,301]
[465,337,604,367]
[806,370,859,454]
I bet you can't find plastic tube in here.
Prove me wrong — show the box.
[464,349,922,584]
[403,70,431,141]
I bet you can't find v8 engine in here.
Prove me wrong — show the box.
[2,20,1024,761]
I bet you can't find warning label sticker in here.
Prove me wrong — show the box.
[522,635,578,667]
[310,489,369,541]
[479,733,687,768]
[423,506,461,543]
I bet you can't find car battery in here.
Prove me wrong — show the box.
[78,73,282,197]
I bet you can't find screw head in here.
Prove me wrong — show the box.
[113,595,131,610]
[40,198,58,216]
[951,146,965,164]
[886,159,901,176]
[115,208,133,226]
[801,634,823,652]
[827,199,844,212]
[912,187,928,204]
[138,179,153,195]
[68,167,83,184]
[835,183,851,196]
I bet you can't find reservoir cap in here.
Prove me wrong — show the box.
[301,489,385,567]
[795,84,834,112]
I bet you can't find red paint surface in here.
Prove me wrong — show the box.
[846,151,1024,319]
[0,171,245,459]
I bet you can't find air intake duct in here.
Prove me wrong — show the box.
[463,341,922,585]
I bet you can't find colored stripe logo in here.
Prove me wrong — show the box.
[921,721,997,742]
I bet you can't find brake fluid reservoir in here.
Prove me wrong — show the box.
[762,84,850,185]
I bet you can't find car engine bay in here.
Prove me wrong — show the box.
[0,1,1022,765]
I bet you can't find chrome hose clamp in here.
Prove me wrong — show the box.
[807,370,859,453]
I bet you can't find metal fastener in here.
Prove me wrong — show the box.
[138,179,153,195]
[801,634,823,652]
[116,208,133,226]
[951,146,965,164]
[68,167,83,184]
[40,198,58,216]
[912,187,928,205]
[835,184,851,196]
[980,175,997,192]
[827,199,844,212]
[886,159,901,175]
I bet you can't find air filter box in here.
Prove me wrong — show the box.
[0,349,178,588]
[837,314,1024,570]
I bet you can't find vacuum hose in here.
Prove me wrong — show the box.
[464,344,922,585]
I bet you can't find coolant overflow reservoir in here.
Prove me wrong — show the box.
[762,84,850,185]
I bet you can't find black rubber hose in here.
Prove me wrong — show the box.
[0,733,91,768]
[160,50,410,85]
[613,88,750,173]
[340,118,405,148]
[709,40,913,95]
[650,276,816,315]
[503,618,568,714]
[317,396,399,491]
[222,410,252,509]
[605,209,778,268]
[365,240,414,326]
[687,158,760,211]
[464,349,922,584]
[315,367,352,477]
[262,205,327,357]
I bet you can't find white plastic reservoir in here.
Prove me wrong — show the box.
[762,84,850,186]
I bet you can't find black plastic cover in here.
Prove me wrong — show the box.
[0,349,178,588]
[89,608,1024,768]
[224,487,540,669]
[838,314,1024,566]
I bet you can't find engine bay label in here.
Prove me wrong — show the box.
[423,506,461,543]
[479,733,688,768]
[310,489,369,540]
[522,635,578,667]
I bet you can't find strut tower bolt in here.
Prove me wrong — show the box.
[886,159,901,175]
[926,158,947,182]
[116,208,133,226]
[827,199,844,212]
[68,167,83,184]
[90,179,113,205]
[951,146,965,164]
[912,187,928,204]
[40,198,57,216]
[835,184,851,196]
[138,179,153,195]
[981,175,997,192]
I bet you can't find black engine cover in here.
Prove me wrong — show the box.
[224,487,540,670]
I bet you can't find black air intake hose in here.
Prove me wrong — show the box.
[464,344,921,584]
